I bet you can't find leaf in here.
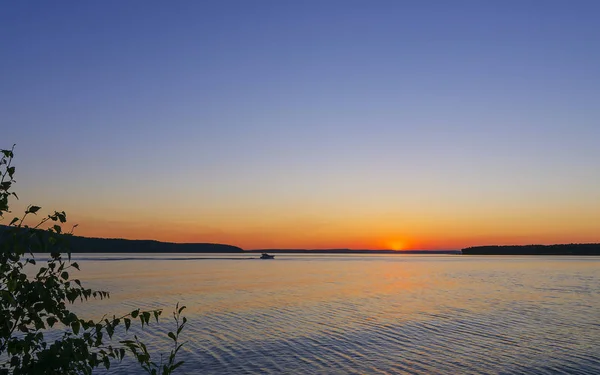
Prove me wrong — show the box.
[106,324,114,338]
[131,309,139,319]
[9,217,18,226]
[27,205,41,214]
[61,271,69,280]
[168,332,176,341]
[71,262,80,270]
[72,320,80,335]
[53,224,62,234]
[171,361,185,371]
[46,316,58,327]
[124,318,131,331]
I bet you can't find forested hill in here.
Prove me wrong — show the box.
[67,236,244,253]
[0,225,244,253]
[462,244,600,255]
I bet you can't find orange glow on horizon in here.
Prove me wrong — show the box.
[387,241,407,251]
[50,222,600,251]
[28,208,599,252]
[67,218,600,251]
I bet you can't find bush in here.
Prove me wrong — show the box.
[0,145,187,375]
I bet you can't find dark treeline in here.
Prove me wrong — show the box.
[0,225,243,253]
[462,244,600,255]
[68,236,244,253]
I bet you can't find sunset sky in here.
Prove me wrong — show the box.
[2,1,599,250]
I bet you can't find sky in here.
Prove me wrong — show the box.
[1,1,599,250]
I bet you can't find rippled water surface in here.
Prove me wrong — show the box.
[70,254,600,374]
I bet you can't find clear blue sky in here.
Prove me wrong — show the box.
[2,1,599,249]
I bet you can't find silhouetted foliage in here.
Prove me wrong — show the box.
[0,145,187,374]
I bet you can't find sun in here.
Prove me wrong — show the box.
[388,241,406,251]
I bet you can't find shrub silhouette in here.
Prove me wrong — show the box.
[0,145,187,375]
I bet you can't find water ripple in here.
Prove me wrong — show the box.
[81,255,600,374]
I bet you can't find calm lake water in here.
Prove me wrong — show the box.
[66,254,600,374]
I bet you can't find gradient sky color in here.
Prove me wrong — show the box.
[2,1,599,250]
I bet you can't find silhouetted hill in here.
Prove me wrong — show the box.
[462,244,600,255]
[67,236,244,253]
[0,225,243,253]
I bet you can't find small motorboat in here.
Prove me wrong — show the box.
[260,253,275,259]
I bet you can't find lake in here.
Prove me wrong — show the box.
[67,254,600,374]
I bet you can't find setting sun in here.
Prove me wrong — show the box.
[388,241,406,251]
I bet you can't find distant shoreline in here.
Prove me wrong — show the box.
[462,244,600,255]
[247,249,459,254]
[3,225,598,255]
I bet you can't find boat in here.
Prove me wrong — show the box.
[260,253,275,259]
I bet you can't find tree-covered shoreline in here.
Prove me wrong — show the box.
[0,225,243,253]
[462,244,600,255]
